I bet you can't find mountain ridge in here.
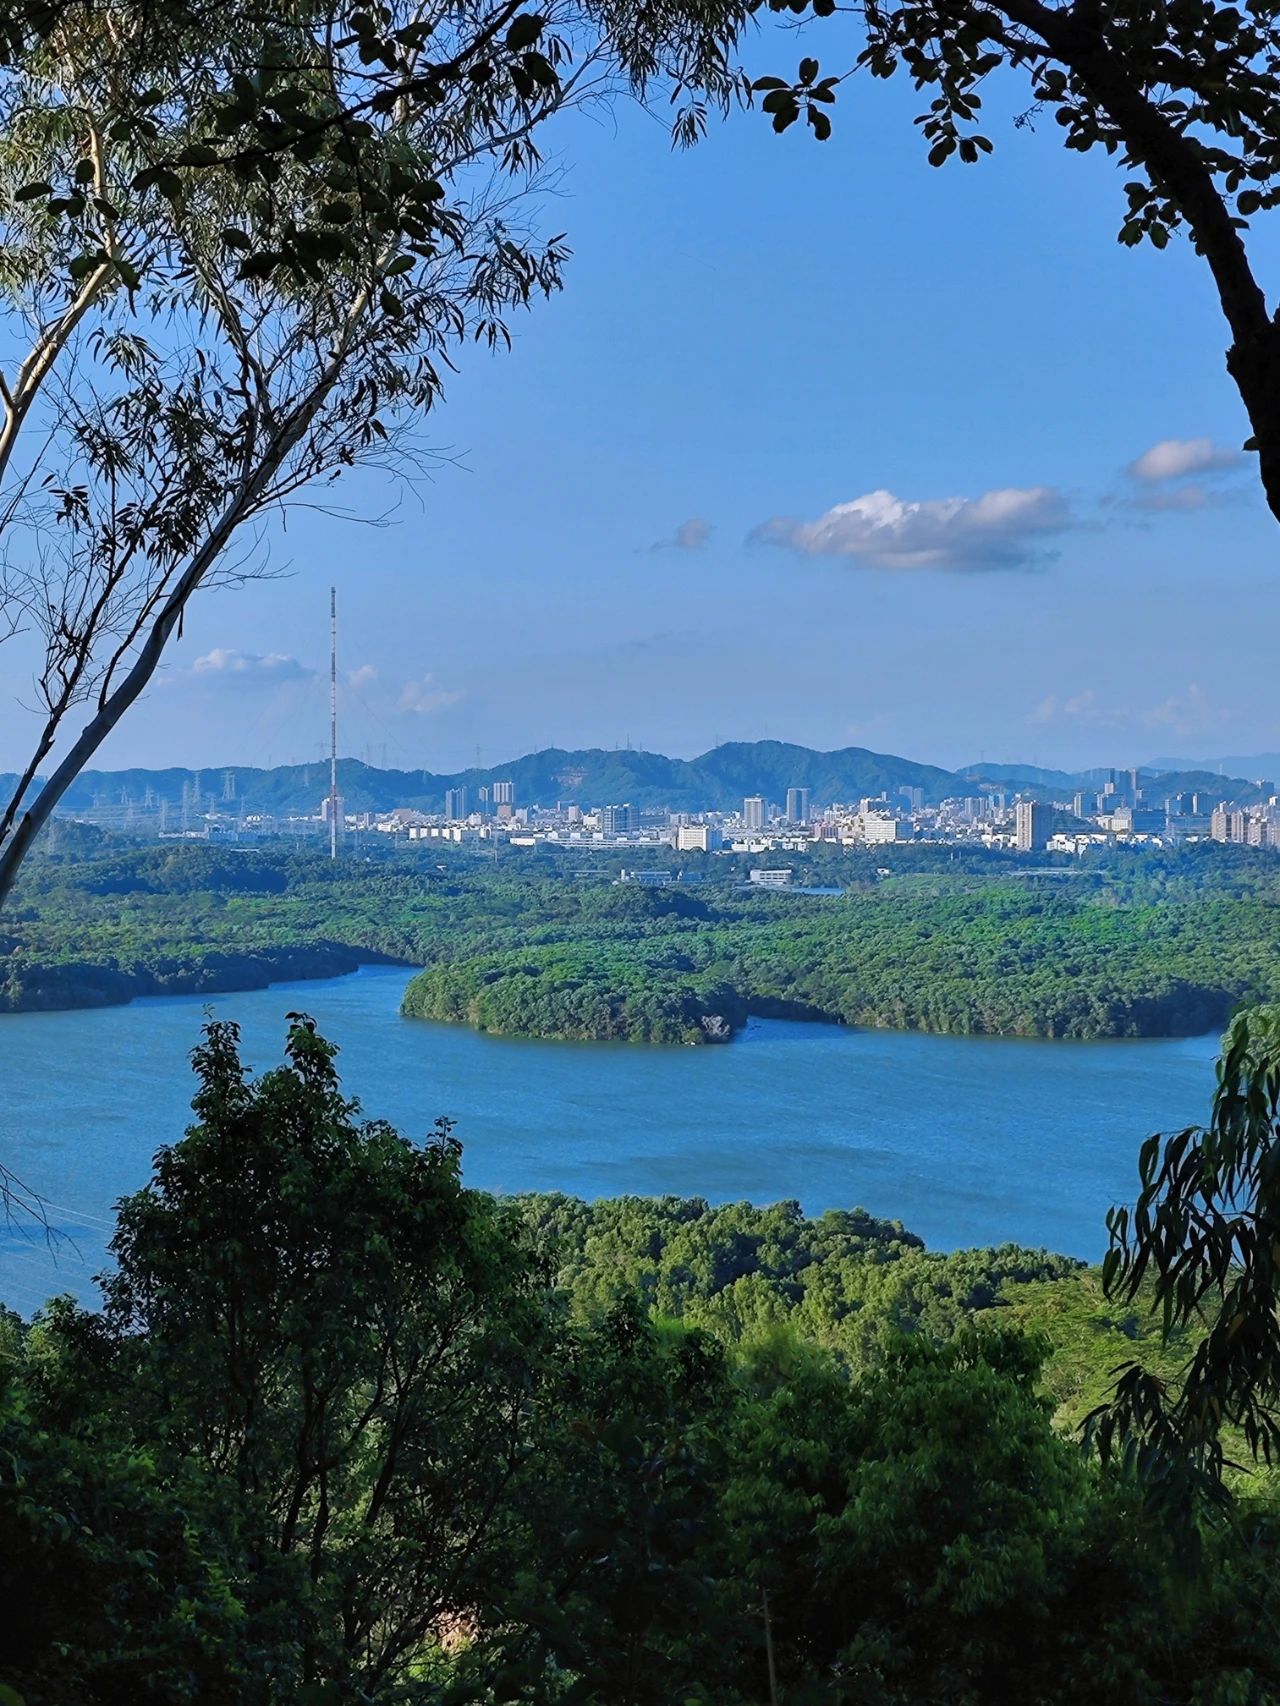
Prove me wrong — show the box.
[3,739,1267,819]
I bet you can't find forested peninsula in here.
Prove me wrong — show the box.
[6,837,1280,1040]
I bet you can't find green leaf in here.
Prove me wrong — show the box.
[799,57,818,84]
[14,180,52,202]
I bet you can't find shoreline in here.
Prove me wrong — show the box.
[1,954,1232,1049]
[0,945,411,1016]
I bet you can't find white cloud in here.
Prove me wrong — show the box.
[651,517,712,551]
[1127,437,1242,483]
[751,486,1070,572]
[1030,683,1230,740]
[347,663,378,688]
[1031,689,1105,725]
[164,647,314,688]
[397,675,463,716]
[1141,683,1226,736]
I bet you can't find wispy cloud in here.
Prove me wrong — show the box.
[1123,482,1235,514]
[1030,689,1106,725]
[347,663,378,688]
[651,517,712,552]
[1127,437,1243,483]
[751,486,1071,572]
[397,676,463,716]
[1030,682,1228,739]
[163,648,314,689]
[1141,682,1226,736]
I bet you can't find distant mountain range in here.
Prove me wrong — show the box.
[4,739,1272,820]
[1145,753,1280,780]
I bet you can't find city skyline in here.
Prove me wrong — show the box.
[45,750,1279,859]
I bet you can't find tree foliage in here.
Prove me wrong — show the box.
[6,1016,1280,1700]
[0,0,746,906]
[1091,1005,1280,1513]
[9,841,1280,1037]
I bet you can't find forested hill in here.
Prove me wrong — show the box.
[10,838,1280,1035]
[2,739,1265,815]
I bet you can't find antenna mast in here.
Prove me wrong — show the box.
[329,586,338,860]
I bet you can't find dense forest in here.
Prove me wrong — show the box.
[5,1012,1280,1704]
[8,838,1280,1041]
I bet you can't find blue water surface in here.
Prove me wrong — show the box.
[0,965,1222,1311]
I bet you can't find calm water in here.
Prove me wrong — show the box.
[0,965,1223,1312]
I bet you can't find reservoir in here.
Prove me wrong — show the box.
[0,964,1222,1311]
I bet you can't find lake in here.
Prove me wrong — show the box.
[0,965,1223,1312]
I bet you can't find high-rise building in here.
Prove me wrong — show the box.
[492,780,515,806]
[743,795,766,832]
[1015,800,1053,851]
[785,787,810,824]
[1211,805,1231,842]
[444,787,468,821]
[601,803,635,836]
[676,824,721,852]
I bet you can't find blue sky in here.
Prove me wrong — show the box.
[8,57,1279,776]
